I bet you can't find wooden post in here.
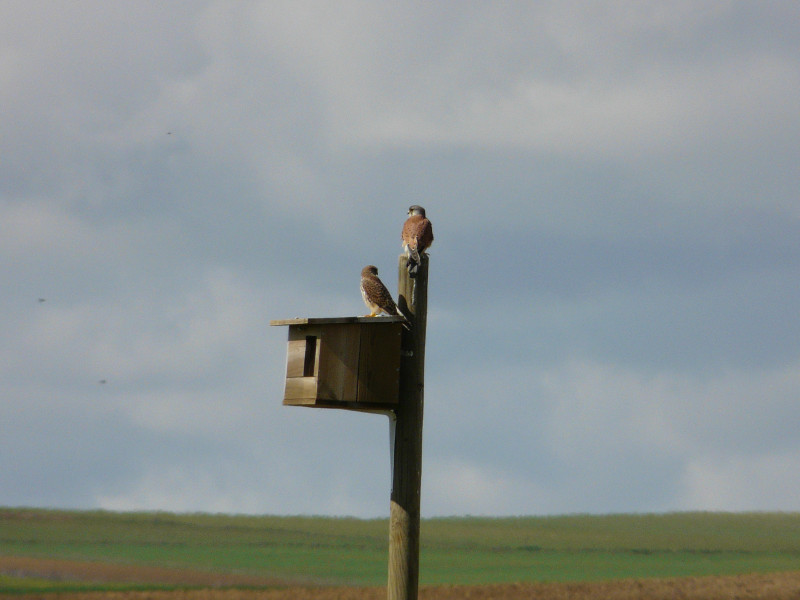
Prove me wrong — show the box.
[388,254,428,600]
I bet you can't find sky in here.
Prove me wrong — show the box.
[2,1,800,518]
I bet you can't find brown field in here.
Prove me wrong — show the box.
[3,556,800,600]
[0,555,291,587]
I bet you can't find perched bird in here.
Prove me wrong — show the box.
[360,265,402,318]
[401,205,433,278]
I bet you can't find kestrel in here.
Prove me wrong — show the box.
[401,205,433,278]
[360,265,402,318]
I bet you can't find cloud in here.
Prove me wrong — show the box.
[422,358,800,515]
[1,0,799,517]
[424,459,554,516]
[681,451,800,511]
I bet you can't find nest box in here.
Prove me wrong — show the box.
[270,317,404,411]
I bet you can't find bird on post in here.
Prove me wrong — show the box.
[360,265,410,327]
[401,205,433,278]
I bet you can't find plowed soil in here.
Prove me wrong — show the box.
[0,555,291,587]
[2,556,800,600]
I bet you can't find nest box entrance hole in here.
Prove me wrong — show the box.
[303,335,317,377]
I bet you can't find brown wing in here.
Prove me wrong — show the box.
[402,215,433,255]
[416,217,433,252]
[362,274,399,315]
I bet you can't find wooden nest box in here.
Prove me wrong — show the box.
[269,317,404,410]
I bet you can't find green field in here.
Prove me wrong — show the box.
[2,508,800,593]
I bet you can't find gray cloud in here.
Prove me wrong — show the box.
[1,1,799,517]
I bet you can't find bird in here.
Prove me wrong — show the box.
[360,265,403,318]
[401,205,433,278]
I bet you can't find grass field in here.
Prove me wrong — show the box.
[1,508,800,595]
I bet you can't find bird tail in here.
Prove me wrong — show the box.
[409,243,421,264]
[398,308,413,330]
[406,241,421,278]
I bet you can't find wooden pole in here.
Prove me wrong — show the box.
[388,254,428,600]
